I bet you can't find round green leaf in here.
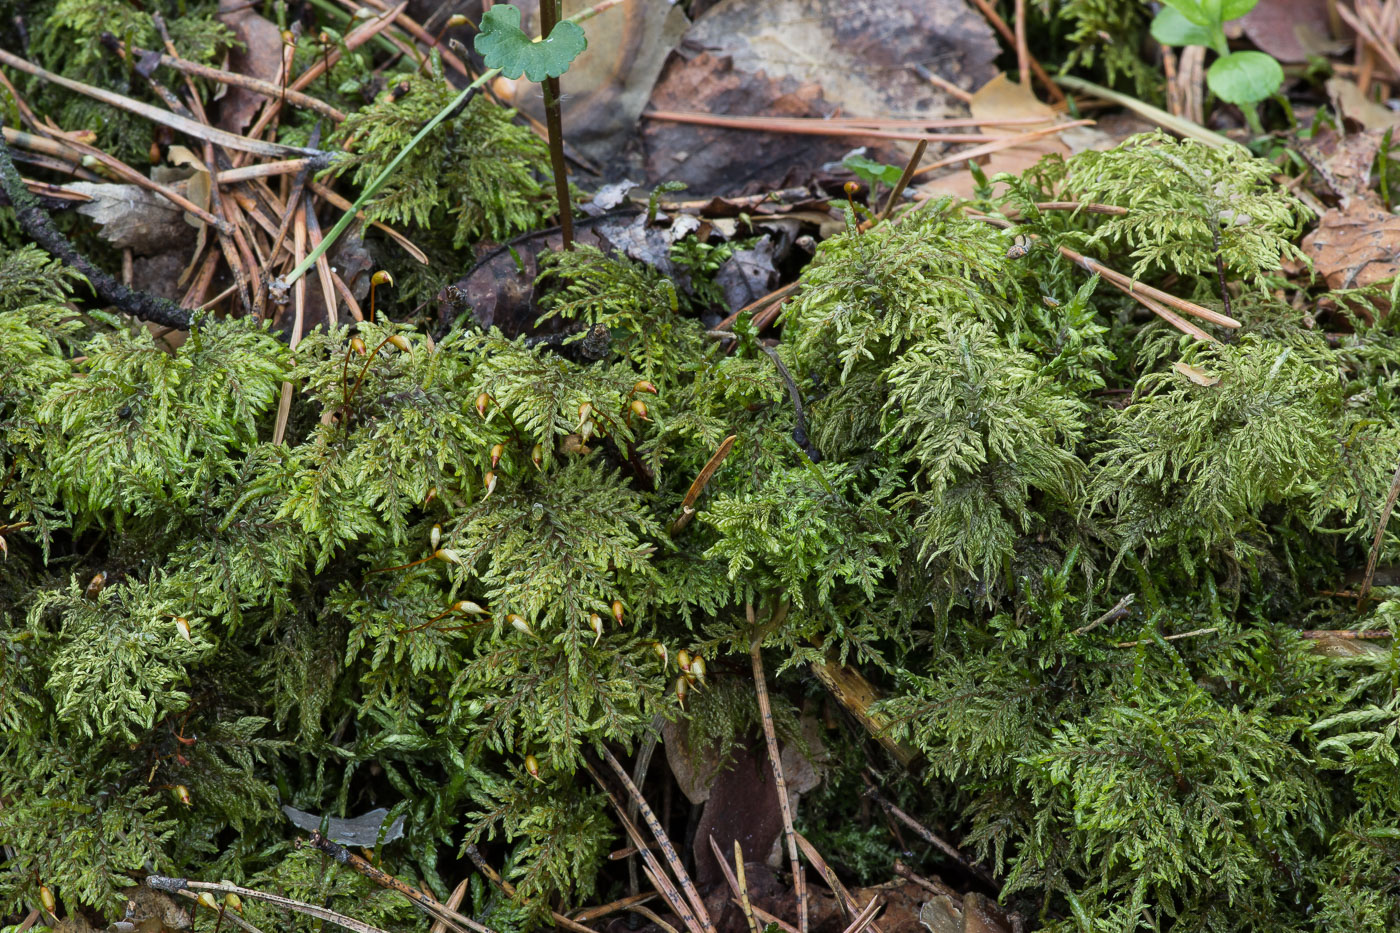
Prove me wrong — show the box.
[1158,0,1211,26]
[1206,51,1284,106]
[474,4,588,83]
[1221,0,1260,19]
[1151,7,1213,47]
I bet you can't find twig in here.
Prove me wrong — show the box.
[0,48,321,158]
[714,281,800,332]
[576,765,708,933]
[891,860,961,901]
[539,0,574,249]
[809,656,918,765]
[461,846,599,933]
[1113,626,1219,648]
[1071,593,1135,636]
[643,111,1051,132]
[626,715,666,899]
[596,747,716,933]
[147,876,392,933]
[571,893,656,923]
[307,833,493,933]
[306,180,429,265]
[795,832,881,933]
[428,877,472,933]
[838,895,882,933]
[910,64,973,103]
[1298,629,1394,639]
[909,121,1096,178]
[1013,0,1030,90]
[1358,451,1400,610]
[0,124,191,329]
[120,41,346,120]
[1053,75,1237,149]
[749,632,808,933]
[669,434,737,535]
[861,775,997,889]
[627,905,683,933]
[705,837,759,933]
[759,344,822,464]
[878,139,927,222]
[964,0,1065,102]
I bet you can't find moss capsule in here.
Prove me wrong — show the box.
[630,399,650,421]
[429,524,442,550]
[490,443,504,469]
[174,617,191,642]
[525,754,543,781]
[476,393,491,418]
[589,612,604,645]
[39,885,55,915]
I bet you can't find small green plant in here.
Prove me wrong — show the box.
[1150,0,1284,133]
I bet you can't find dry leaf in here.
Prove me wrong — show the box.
[67,182,190,253]
[1302,202,1400,290]
[1326,77,1400,132]
[217,0,284,134]
[1172,360,1221,386]
[1239,0,1338,63]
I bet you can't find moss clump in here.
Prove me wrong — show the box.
[1,135,1398,933]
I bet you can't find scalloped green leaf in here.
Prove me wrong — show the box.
[1207,51,1284,106]
[474,4,587,83]
[1150,7,1213,47]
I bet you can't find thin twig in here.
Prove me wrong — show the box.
[705,836,759,933]
[117,41,347,120]
[1358,452,1400,609]
[878,139,927,222]
[964,0,1066,102]
[759,344,822,464]
[861,774,997,889]
[1013,0,1030,89]
[669,435,737,535]
[909,121,1095,178]
[461,846,600,933]
[627,905,683,933]
[749,632,808,933]
[571,893,656,923]
[1072,593,1136,636]
[795,832,882,933]
[0,48,321,158]
[596,747,716,933]
[147,877,392,933]
[0,124,190,329]
[1298,629,1394,639]
[1053,75,1236,149]
[1114,626,1219,648]
[307,833,493,933]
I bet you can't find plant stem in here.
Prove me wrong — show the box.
[539,0,574,250]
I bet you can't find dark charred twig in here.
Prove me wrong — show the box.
[307,833,492,933]
[1358,452,1400,610]
[759,344,822,464]
[1072,593,1136,636]
[1208,218,1233,321]
[749,614,808,933]
[524,323,612,362]
[146,876,390,933]
[0,123,192,329]
[861,773,998,890]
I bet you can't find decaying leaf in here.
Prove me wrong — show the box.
[1172,360,1221,386]
[1302,202,1400,291]
[217,0,284,134]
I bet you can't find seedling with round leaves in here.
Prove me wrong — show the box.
[1150,0,1284,133]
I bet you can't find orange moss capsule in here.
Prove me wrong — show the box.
[198,892,220,911]
[39,885,55,915]
[483,471,497,499]
[650,641,668,668]
[174,617,191,642]
[445,13,469,27]
[85,571,107,599]
[589,612,604,646]
[350,337,367,355]
[476,393,491,418]
[689,654,707,688]
[525,754,543,781]
[490,443,504,469]
[632,380,658,395]
[175,785,192,807]
[433,548,463,566]
[453,600,488,616]
[674,675,688,708]
[507,614,534,636]
[676,649,692,674]
[611,599,624,625]
[630,399,650,421]
[531,443,544,469]
[371,270,394,288]
[844,180,860,199]
[388,334,411,352]
[224,892,243,913]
